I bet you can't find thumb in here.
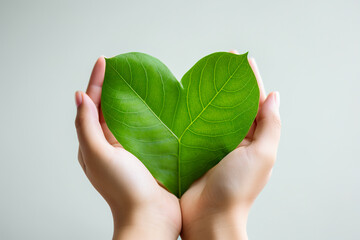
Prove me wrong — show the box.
[251,91,281,159]
[75,91,109,155]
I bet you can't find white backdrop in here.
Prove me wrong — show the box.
[0,0,359,239]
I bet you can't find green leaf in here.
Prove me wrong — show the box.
[101,52,259,197]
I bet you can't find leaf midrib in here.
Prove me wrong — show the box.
[109,55,245,197]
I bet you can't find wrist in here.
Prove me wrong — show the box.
[111,205,179,240]
[181,205,249,240]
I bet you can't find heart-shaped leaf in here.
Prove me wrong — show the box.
[101,52,259,197]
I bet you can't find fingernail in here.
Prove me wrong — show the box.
[75,91,83,107]
[274,91,280,107]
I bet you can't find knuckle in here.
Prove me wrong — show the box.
[270,114,282,129]
[254,147,269,159]
[266,155,276,167]
[75,114,85,129]
[77,150,87,172]
[252,147,276,167]
[77,149,82,162]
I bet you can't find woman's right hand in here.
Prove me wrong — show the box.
[180,57,281,240]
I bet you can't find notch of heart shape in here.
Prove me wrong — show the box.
[101,51,259,197]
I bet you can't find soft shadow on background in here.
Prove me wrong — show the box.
[0,0,359,239]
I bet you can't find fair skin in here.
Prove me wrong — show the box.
[75,52,281,240]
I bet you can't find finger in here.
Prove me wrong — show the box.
[85,57,120,146]
[75,91,109,154]
[248,57,266,106]
[86,56,106,109]
[229,49,239,54]
[244,58,266,139]
[251,92,281,158]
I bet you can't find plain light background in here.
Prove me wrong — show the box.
[0,0,359,239]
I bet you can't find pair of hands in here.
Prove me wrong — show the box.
[75,53,281,240]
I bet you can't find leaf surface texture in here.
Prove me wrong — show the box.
[101,52,259,197]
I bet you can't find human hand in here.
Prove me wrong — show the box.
[74,57,181,240]
[180,55,281,240]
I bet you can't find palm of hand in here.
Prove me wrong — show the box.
[106,147,181,229]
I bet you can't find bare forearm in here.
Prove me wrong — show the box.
[112,207,179,240]
[181,208,249,240]
[113,225,178,240]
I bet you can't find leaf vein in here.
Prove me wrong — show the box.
[108,63,179,140]
[178,55,246,141]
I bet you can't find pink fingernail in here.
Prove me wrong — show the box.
[75,91,83,107]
